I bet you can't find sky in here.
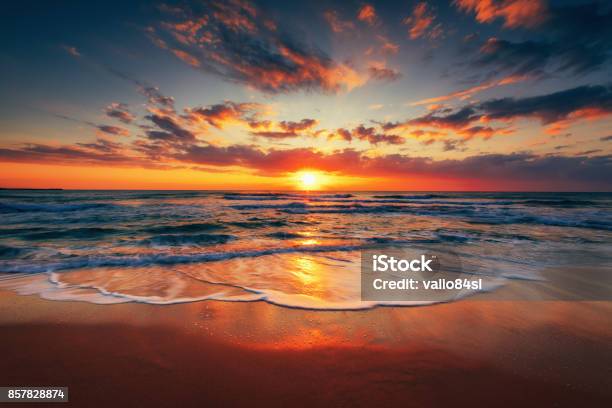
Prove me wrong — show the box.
[0,0,611,191]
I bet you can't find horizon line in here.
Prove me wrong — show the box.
[2,188,611,193]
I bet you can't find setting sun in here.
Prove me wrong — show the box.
[296,171,319,190]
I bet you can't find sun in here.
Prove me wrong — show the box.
[296,171,319,190]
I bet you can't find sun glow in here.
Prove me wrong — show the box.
[295,171,321,190]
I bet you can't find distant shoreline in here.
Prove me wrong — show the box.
[0,188,64,190]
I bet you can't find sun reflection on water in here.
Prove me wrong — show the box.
[291,257,325,297]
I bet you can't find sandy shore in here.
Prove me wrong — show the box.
[1,287,611,407]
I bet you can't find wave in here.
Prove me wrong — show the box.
[144,222,225,234]
[372,194,448,199]
[229,202,612,230]
[229,202,309,211]
[221,192,298,200]
[0,226,49,235]
[222,195,287,201]
[0,251,510,310]
[520,199,599,207]
[223,193,356,202]
[467,215,612,231]
[141,233,236,247]
[0,202,118,213]
[0,243,375,274]
[22,227,122,241]
[266,231,304,239]
[0,245,29,259]
[223,192,289,196]
[1,272,455,309]
[228,199,518,209]
[229,220,288,228]
[319,193,354,198]
[125,191,204,200]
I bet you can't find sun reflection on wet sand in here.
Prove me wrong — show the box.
[290,257,326,299]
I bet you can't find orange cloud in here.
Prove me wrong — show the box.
[403,2,441,40]
[323,10,355,33]
[544,107,612,135]
[171,49,201,67]
[377,35,400,55]
[454,0,548,28]
[410,74,531,106]
[357,4,377,25]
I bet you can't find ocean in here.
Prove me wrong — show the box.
[1,190,611,309]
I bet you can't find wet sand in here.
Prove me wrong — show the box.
[1,287,611,407]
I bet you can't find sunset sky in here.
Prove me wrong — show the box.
[1,0,611,190]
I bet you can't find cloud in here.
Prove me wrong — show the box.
[393,83,612,136]
[151,0,366,93]
[357,4,377,26]
[75,138,124,153]
[250,119,319,139]
[471,3,612,77]
[249,119,404,145]
[404,107,479,131]
[279,119,318,133]
[601,135,612,142]
[2,140,610,189]
[160,144,612,189]
[454,0,548,28]
[185,102,264,129]
[477,83,612,133]
[171,49,201,67]
[0,142,134,167]
[376,35,400,55]
[410,74,531,106]
[55,69,405,149]
[323,10,355,33]
[105,103,136,124]
[442,139,467,152]
[459,126,497,140]
[97,125,129,137]
[52,112,131,138]
[403,2,442,40]
[576,149,603,156]
[329,128,352,142]
[476,37,553,78]
[145,113,195,143]
[351,126,404,145]
[249,131,300,140]
[139,86,175,109]
[61,45,81,57]
[327,126,404,145]
[368,62,402,81]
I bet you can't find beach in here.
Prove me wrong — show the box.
[1,190,611,406]
[2,285,611,407]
